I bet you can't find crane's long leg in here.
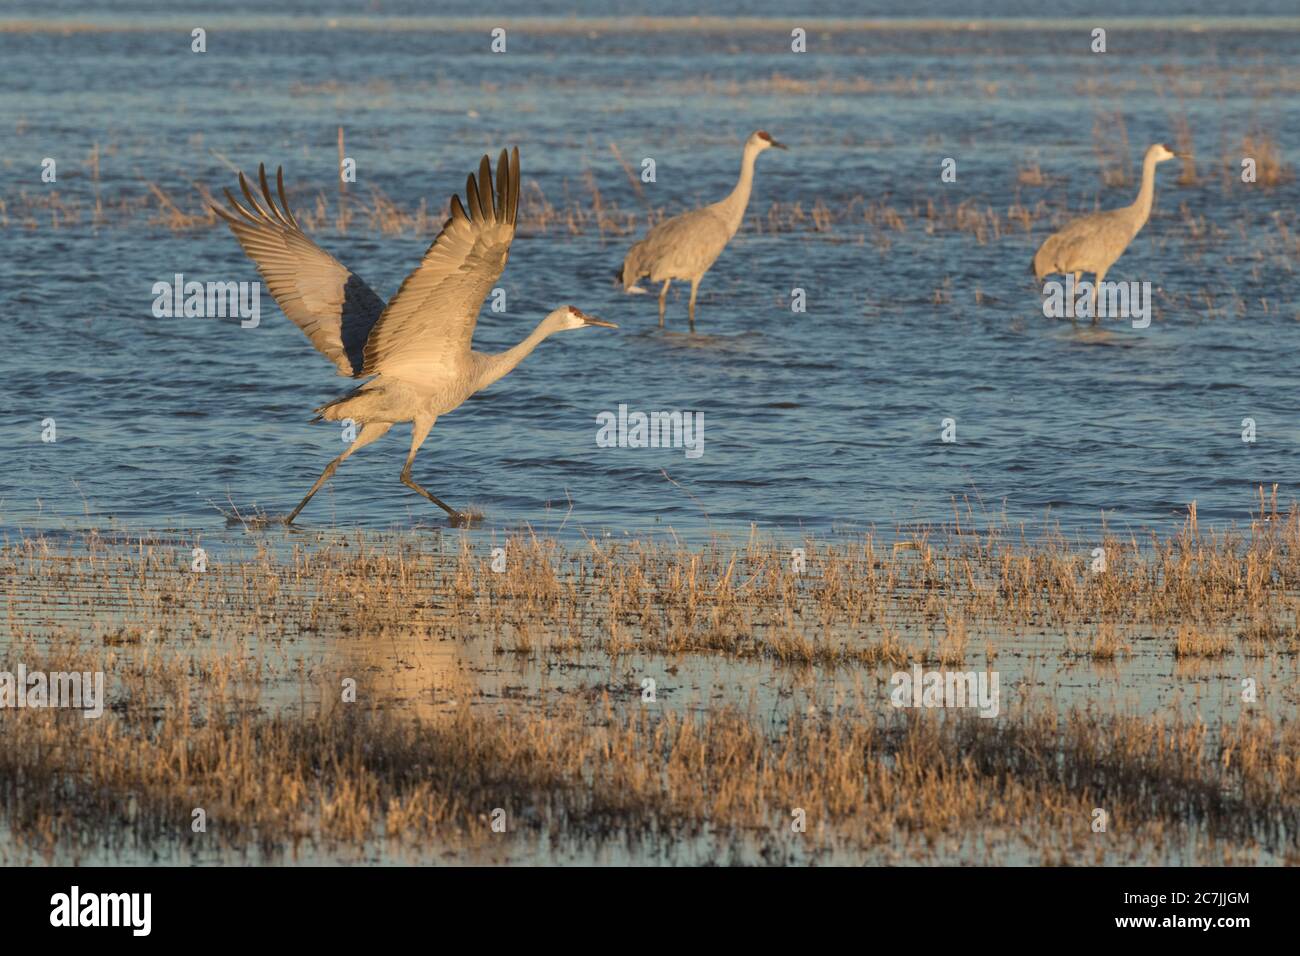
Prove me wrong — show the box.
[658,280,670,328]
[285,422,392,525]
[399,416,467,525]
[1091,270,1106,326]
[1072,271,1082,326]
[688,278,700,333]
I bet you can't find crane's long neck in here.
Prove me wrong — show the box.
[716,145,761,236]
[1129,156,1160,234]
[473,317,555,392]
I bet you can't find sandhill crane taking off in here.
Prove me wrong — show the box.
[1032,143,1179,324]
[619,130,787,331]
[214,148,616,527]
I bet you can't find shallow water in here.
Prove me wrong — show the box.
[1,3,1298,546]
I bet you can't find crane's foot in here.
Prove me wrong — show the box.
[412,510,481,530]
[402,471,482,528]
[446,509,482,528]
[223,510,282,530]
[418,507,481,529]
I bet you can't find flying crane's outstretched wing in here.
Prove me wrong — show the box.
[360,147,520,377]
[213,165,385,377]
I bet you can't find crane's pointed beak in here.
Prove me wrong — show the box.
[583,316,618,329]
[771,140,789,150]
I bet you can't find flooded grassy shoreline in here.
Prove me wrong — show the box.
[3,495,1298,864]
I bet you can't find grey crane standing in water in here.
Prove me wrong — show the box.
[214,148,616,527]
[1031,142,1180,324]
[619,130,787,331]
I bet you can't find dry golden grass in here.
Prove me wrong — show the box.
[1016,161,1046,187]
[1066,622,1132,661]
[2,126,1294,287]
[8,494,1300,663]
[1093,112,1133,188]
[1174,624,1234,659]
[1173,114,1200,187]
[1236,132,1291,187]
[4,494,1299,863]
[0,174,1042,243]
[2,638,1297,864]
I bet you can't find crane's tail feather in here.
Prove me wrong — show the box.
[313,394,352,422]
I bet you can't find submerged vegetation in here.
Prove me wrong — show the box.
[0,122,1290,242]
[4,659,1296,865]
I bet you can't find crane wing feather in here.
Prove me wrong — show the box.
[213,165,384,377]
[360,148,520,377]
